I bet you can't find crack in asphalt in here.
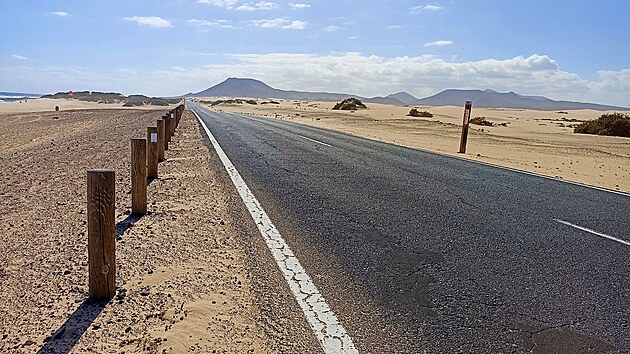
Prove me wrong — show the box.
[193,107,359,354]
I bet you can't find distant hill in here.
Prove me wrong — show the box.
[186,78,628,111]
[386,92,418,105]
[415,89,627,111]
[42,91,180,106]
[188,78,404,105]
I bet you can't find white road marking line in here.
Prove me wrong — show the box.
[191,107,358,354]
[298,135,332,147]
[554,219,630,247]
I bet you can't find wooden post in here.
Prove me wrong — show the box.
[169,113,176,136]
[131,138,147,215]
[147,127,158,178]
[458,101,473,154]
[165,115,172,144]
[87,169,116,300]
[157,119,166,161]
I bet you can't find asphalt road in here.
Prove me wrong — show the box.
[189,102,630,353]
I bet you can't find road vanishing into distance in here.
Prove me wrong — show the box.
[189,102,629,353]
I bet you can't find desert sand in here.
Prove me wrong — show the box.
[0,98,176,113]
[0,105,317,353]
[198,98,630,193]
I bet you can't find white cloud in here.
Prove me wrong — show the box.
[171,66,187,72]
[251,18,307,29]
[147,53,630,106]
[411,4,443,13]
[10,54,27,60]
[425,40,453,46]
[323,25,342,32]
[188,19,236,29]
[2,53,629,107]
[51,11,69,17]
[387,25,402,30]
[289,3,310,9]
[124,16,172,28]
[236,1,277,11]
[197,0,238,8]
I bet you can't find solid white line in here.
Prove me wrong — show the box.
[191,106,358,354]
[298,135,333,147]
[554,219,630,247]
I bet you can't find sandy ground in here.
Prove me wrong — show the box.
[0,107,317,353]
[0,98,176,113]
[199,98,630,193]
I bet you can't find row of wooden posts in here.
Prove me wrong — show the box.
[87,104,185,300]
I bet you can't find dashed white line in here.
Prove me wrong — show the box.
[554,219,630,247]
[191,106,358,354]
[298,135,332,147]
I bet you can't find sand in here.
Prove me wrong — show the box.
[0,107,305,353]
[0,98,176,113]
[198,99,630,193]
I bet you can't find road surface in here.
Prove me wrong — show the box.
[189,102,629,353]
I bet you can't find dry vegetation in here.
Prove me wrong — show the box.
[574,112,630,137]
[333,98,367,110]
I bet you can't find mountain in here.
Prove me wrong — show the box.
[187,78,628,111]
[188,78,404,105]
[386,92,418,105]
[415,89,627,111]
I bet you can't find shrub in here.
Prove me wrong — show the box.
[407,108,433,118]
[470,116,494,126]
[574,113,630,137]
[332,98,367,110]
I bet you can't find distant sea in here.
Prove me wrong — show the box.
[0,92,44,102]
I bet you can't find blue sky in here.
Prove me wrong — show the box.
[1,0,629,106]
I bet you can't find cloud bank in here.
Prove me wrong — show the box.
[1,53,629,107]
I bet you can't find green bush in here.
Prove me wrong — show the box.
[574,113,630,137]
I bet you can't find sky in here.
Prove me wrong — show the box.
[1,0,629,106]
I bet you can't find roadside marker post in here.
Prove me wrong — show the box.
[147,127,158,179]
[170,112,176,136]
[157,119,166,161]
[165,115,172,144]
[458,101,473,154]
[131,138,147,215]
[87,169,116,300]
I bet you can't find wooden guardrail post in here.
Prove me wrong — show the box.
[169,112,176,136]
[147,127,158,178]
[458,101,473,154]
[131,138,147,215]
[157,119,166,161]
[165,115,172,144]
[87,169,116,299]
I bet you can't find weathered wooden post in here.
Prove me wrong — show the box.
[165,115,172,144]
[147,127,158,179]
[157,119,166,161]
[87,169,116,299]
[458,101,473,154]
[131,138,147,215]
[169,112,176,136]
